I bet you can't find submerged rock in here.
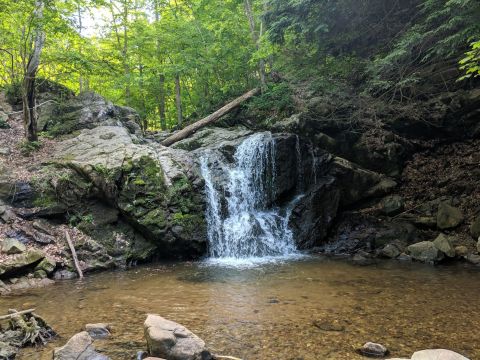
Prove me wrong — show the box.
[144,314,212,360]
[85,323,111,339]
[53,331,109,360]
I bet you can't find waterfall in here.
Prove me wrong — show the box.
[200,132,299,260]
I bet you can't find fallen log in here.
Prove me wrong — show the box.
[0,308,36,321]
[65,231,84,279]
[161,88,260,147]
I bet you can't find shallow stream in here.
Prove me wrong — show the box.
[1,257,479,359]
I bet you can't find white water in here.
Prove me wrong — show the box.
[200,132,301,264]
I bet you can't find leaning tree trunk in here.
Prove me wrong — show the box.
[23,0,45,142]
[161,88,259,147]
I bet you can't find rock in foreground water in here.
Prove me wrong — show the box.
[144,314,212,360]
[53,331,110,360]
[359,342,388,357]
[387,348,470,359]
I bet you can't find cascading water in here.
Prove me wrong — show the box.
[200,132,300,260]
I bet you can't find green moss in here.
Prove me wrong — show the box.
[32,193,57,208]
[141,208,167,230]
[172,212,205,237]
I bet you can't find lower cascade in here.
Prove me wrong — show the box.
[200,132,300,259]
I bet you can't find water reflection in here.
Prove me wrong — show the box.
[1,257,478,360]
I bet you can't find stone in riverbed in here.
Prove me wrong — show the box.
[436,203,463,230]
[85,323,111,339]
[53,269,78,280]
[407,241,444,263]
[53,331,110,360]
[433,234,455,257]
[358,342,388,357]
[1,238,26,254]
[144,314,212,360]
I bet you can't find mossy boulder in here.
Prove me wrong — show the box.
[53,125,207,258]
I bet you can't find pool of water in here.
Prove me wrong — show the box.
[1,256,479,359]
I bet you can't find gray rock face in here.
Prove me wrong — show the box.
[144,314,212,360]
[53,331,110,360]
[436,203,463,229]
[407,241,444,263]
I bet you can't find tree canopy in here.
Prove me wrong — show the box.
[0,0,478,136]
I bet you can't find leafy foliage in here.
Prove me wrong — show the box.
[460,40,480,79]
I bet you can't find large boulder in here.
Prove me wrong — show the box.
[53,125,207,258]
[407,241,444,263]
[38,92,141,136]
[53,331,109,360]
[144,315,212,360]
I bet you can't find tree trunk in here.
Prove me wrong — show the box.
[23,0,45,142]
[175,74,183,127]
[244,0,267,92]
[154,1,167,130]
[161,88,259,147]
[159,73,166,130]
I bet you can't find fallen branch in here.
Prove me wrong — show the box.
[0,308,36,321]
[161,88,260,147]
[65,231,84,279]
[214,356,244,360]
